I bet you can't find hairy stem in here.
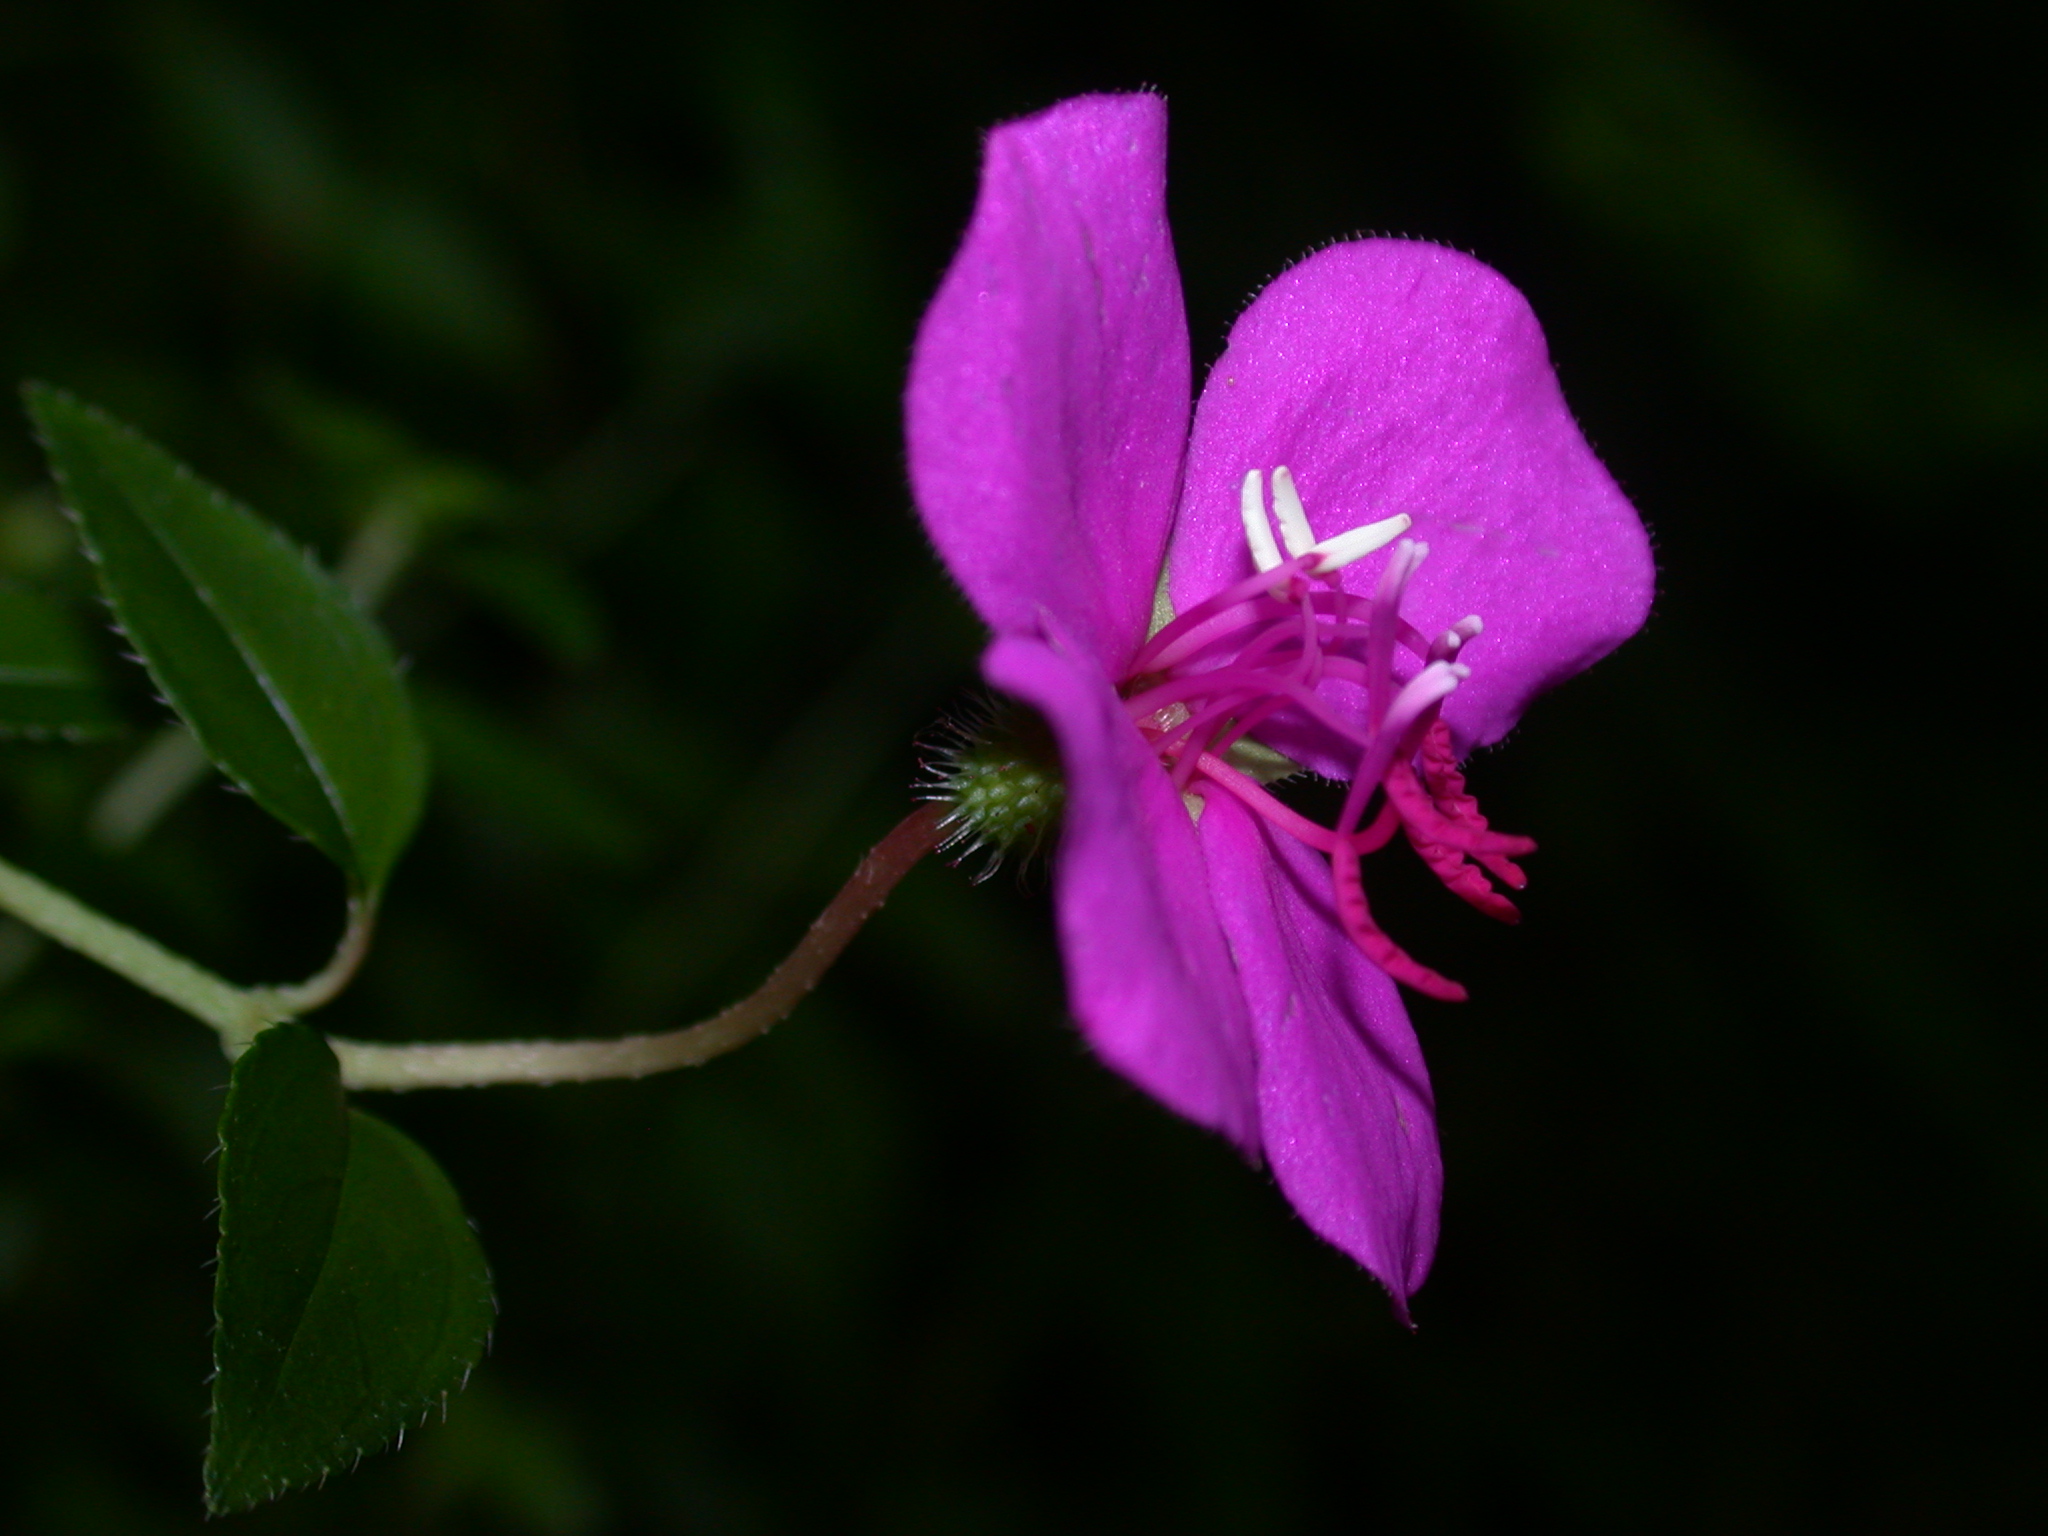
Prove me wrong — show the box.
[249,895,379,1024]
[0,853,385,1051]
[331,803,949,1090]
[0,850,267,1038]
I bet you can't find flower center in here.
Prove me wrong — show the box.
[1122,468,1534,1002]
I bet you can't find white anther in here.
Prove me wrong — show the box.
[1239,470,1283,573]
[1270,466,1317,557]
[1240,466,1416,577]
[1428,614,1485,664]
[1309,513,1413,574]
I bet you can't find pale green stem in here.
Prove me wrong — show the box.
[12,480,936,1083]
[7,796,941,1087]
[331,802,948,1091]
[0,850,271,1040]
[245,896,379,1026]
[0,853,380,1053]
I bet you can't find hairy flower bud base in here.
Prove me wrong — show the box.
[920,698,1066,881]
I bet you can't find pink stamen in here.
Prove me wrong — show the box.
[1192,756,1344,853]
[1365,539,1425,728]
[1415,718,1530,889]
[1131,667,1375,755]
[1139,603,1293,676]
[1129,554,1320,675]
[1331,835,1470,1002]
[1194,753,1403,855]
[1344,661,1467,809]
[1302,589,1433,660]
[1381,758,1535,859]
[1122,499,1534,1001]
[1293,582,1326,687]
[1428,615,1484,665]
[1391,761,1524,923]
[1202,695,1290,760]
[1351,796,1406,855]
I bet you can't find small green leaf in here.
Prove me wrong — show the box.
[0,580,121,739]
[22,385,427,892]
[206,1023,493,1514]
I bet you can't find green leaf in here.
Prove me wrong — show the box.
[22,385,427,892]
[206,1023,494,1514]
[0,580,121,739]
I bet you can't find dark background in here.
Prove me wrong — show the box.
[2,1,2042,1529]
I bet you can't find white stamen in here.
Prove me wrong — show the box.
[1238,466,1415,577]
[1270,466,1316,557]
[1309,513,1413,573]
[1239,470,1283,573]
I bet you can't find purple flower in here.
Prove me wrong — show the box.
[906,93,1652,1315]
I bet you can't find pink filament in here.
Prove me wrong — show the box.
[1124,541,1532,1001]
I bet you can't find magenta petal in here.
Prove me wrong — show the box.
[1173,239,1653,750]
[907,94,1192,674]
[1196,792,1442,1316]
[983,630,1260,1152]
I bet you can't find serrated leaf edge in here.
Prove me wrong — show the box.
[23,385,412,888]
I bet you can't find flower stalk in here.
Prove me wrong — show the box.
[329,803,948,1089]
[0,805,947,1088]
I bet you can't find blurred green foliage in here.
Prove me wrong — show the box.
[0,0,2041,1530]
[0,578,120,738]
